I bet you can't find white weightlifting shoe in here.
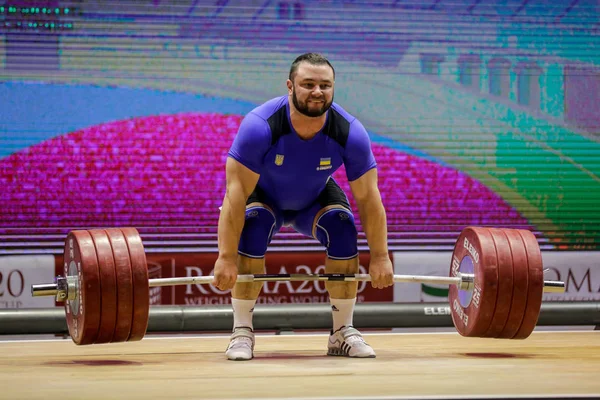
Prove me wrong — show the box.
[225,327,255,361]
[327,326,376,358]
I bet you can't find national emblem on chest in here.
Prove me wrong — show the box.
[265,137,343,176]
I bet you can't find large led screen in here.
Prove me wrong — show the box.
[1,0,599,252]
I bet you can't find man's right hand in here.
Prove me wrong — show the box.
[212,257,238,291]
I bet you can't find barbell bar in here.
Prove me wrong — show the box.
[32,272,564,300]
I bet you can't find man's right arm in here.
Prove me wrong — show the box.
[213,112,270,290]
[213,157,260,290]
[218,157,260,262]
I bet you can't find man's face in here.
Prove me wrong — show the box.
[288,63,334,117]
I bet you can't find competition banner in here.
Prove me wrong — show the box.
[538,252,600,302]
[54,251,394,306]
[393,252,452,303]
[146,252,394,305]
[393,251,600,303]
[0,255,56,308]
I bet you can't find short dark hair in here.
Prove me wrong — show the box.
[288,53,335,81]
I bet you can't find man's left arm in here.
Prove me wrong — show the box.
[349,168,394,289]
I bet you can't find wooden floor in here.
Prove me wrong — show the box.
[1,331,599,400]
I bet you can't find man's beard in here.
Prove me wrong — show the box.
[292,88,333,117]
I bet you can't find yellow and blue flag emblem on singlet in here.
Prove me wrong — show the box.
[317,157,332,170]
[275,154,284,166]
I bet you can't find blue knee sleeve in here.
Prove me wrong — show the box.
[238,206,277,258]
[315,208,358,259]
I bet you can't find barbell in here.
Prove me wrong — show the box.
[31,226,564,345]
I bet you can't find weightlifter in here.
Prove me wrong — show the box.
[212,53,395,360]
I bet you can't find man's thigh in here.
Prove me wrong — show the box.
[291,178,352,238]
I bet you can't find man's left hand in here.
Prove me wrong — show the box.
[369,255,394,289]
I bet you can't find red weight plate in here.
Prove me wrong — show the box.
[514,229,544,339]
[497,229,529,338]
[120,227,150,342]
[448,226,499,337]
[105,228,133,343]
[89,229,118,344]
[63,230,101,345]
[483,228,514,337]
